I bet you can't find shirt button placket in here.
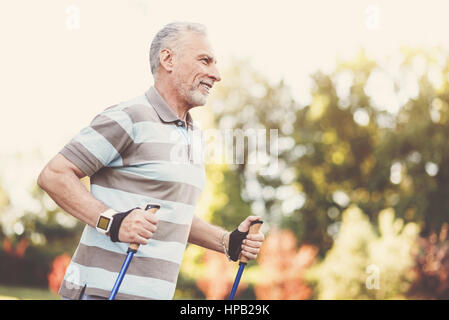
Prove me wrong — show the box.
[175,120,190,162]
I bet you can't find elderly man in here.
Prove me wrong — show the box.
[37,22,265,300]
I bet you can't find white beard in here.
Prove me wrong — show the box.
[176,80,208,107]
[189,88,208,106]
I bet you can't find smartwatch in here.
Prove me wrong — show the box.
[95,209,117,235]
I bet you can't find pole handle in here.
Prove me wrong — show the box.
[128,203,160,252]
[239,220,263,264]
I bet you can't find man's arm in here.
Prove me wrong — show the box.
[188,215,264,261]
[188,215,229,253]
[37,153,158,245]
[37,153,108,227]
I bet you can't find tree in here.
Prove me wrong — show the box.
[0,152,83,287]
[206,47,449,253]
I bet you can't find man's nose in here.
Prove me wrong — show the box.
[209,64,221,82]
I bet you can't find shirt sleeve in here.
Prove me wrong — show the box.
[59,108,134,176]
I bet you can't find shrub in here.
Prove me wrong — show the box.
[253,229,318,300]
[408,224,449,299]
[195,249,247,299]
[47,254,71,294]
[306,206,419,299]
[0,237,54,287]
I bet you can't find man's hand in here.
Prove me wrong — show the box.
[236,216,265,261]
[118,207,158,245]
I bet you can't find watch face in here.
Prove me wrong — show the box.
[97,216,111,230]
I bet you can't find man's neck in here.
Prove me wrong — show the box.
[154,81,189,121]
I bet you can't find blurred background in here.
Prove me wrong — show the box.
[1,0,449,299]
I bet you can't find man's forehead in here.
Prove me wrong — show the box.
[180,32,217,60]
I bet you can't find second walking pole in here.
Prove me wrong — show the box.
[228,220,263,300]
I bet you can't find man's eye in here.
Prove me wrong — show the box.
[201,58,209,64]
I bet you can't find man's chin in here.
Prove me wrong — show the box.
[189,92,208,107]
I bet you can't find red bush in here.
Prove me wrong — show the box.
[196,250,247,299]
[408,224,449,299]
[254,228,318,300]
[47,254,71,294]
[2,238,29,258]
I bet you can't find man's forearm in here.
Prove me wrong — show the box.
[188,215,229,254]
[38,162,108,227]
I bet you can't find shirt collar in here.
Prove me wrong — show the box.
[145,86,194,129]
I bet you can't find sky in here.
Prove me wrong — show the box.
[1,0,449,160]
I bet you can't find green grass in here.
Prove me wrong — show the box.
[0,285,61,300]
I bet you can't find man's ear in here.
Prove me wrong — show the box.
[159,48,175,73]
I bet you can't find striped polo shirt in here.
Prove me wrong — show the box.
[58,86,206,300]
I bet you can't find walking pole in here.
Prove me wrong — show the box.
[108,203,160,300]
[228,220,263,300]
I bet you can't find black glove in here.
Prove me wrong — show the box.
[109,207,138,242]
[228,228,249,261]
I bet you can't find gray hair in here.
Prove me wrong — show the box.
[149,22,207,79]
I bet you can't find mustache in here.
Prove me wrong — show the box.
[198,79,214,88]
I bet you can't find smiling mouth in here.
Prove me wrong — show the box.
[199,81,213,93]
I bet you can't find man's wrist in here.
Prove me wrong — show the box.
[221,231,231,261]
[95,209,117,235]
[108,207,137,242]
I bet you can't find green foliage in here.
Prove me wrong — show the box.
[208,58,301,232]
[207,47,449,254]
[0,173,83,288]
[0,180,10,240]
[173,272,206,300]
[207,164,252,231]
[306,206,419,299]
[0,285,60,300]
